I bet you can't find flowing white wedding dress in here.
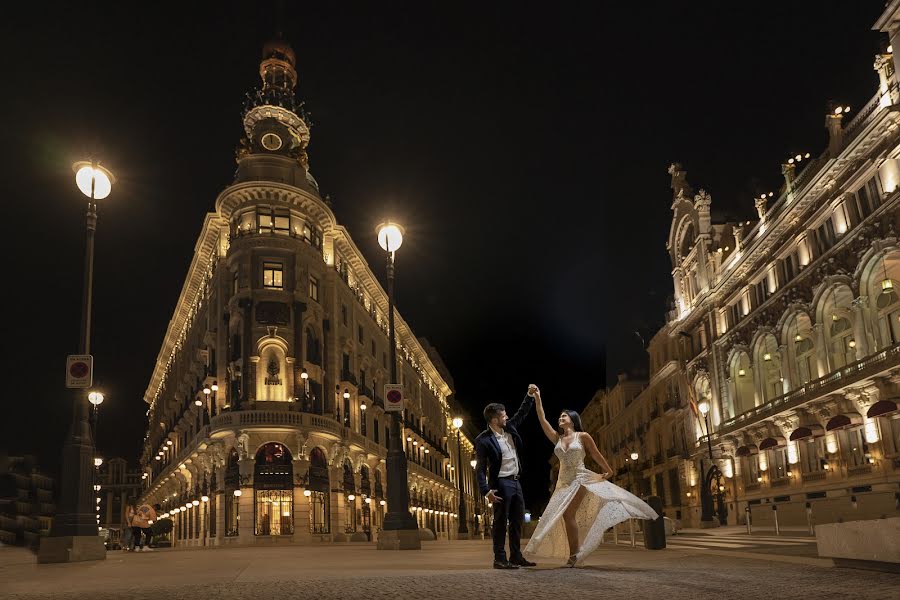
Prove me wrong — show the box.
[524,433,659,563]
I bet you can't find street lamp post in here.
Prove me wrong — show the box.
[376,222,420,550]
[40,161,114,564]
[452,417,469,539]
[698,400,727,526]
[469,458,480,536]
[628,450,639,494]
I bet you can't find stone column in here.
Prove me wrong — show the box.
[292,483,310,543]
[216,260,229,415]
[238,485,253,542]
[215,492,225,546]
[239,298,253,408]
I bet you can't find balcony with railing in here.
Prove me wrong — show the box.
[715,343,900,438]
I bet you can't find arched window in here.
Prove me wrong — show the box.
[828,316,854,369]
[342,460,357,533]
[308,448,330,534]
[875,286,900,347]
[864,250,900,349]
[360,465,371,496]
[730,352,755,415]
[795,337,816,385]
[374,469,384,499]
[754,334,782,403]
[785,311,817,387]
[254,443,293,536]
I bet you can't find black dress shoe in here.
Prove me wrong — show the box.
[493,560,519,569]
[510,557,536,567]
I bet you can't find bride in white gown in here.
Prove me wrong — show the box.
[524,388,659,567]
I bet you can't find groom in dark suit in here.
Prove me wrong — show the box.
[475,384,537,569]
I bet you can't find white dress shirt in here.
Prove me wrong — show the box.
[492,426,520,478]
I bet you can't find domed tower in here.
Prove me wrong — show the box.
[236,36,319,194]
[141,34,461,547]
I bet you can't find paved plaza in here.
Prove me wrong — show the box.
[2,538,898,600]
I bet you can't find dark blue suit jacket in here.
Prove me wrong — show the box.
[475,394,534,496]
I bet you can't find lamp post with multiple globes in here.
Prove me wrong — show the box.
[375,221,420,550]
[40,160,115,563]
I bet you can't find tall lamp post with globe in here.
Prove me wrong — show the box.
[40,160,115,563]
[697,399,727,526]
[452,417,469,539]
[375,221,421,550]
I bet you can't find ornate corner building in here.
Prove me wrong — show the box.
[137,37,481,546]
[585,4,900,528]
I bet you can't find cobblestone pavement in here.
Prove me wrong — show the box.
[2,540,897,600]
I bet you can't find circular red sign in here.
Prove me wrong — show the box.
[386,390,402,403]
[69,361,90,378]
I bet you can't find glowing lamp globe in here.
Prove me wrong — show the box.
[73,161,114,200]
[376,222,404,252]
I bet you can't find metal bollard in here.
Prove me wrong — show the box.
[745,506,752,535]
[772,504,780,536]
[805,502,813,535]
[629,519,636,547]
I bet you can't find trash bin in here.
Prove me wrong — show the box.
[643,495,666,550]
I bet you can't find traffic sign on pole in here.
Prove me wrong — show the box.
[384,384,404,412]
[66,355,93,388]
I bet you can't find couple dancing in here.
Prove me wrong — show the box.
[475,384,658,569]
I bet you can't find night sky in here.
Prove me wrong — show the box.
[3,1,887,510]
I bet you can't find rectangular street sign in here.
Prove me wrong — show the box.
[383,383,404,412]
[66,354,93,389]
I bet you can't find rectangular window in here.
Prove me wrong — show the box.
[309,276,319,302]
[868,177,883,210]
[371,340,376,356]
[843,427,867,467]
[341,304,348,326]
[745,456,760,486]
[258,208,274,234]
[800,438,825,474]
[309,490,330,534]
[847,193,862,226]
[263,262,283,290]
[273,210,290,235]
[783,254,795,282]
[358,325,364,343]
[857,185,872,217]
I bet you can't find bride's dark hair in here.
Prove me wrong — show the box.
[558,409,584,435]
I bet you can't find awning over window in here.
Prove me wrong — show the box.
[736,444,758,457]
[867,399,900,419]
[825,413,863,431]
[759,436,787,450]
[789,424,825,441]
